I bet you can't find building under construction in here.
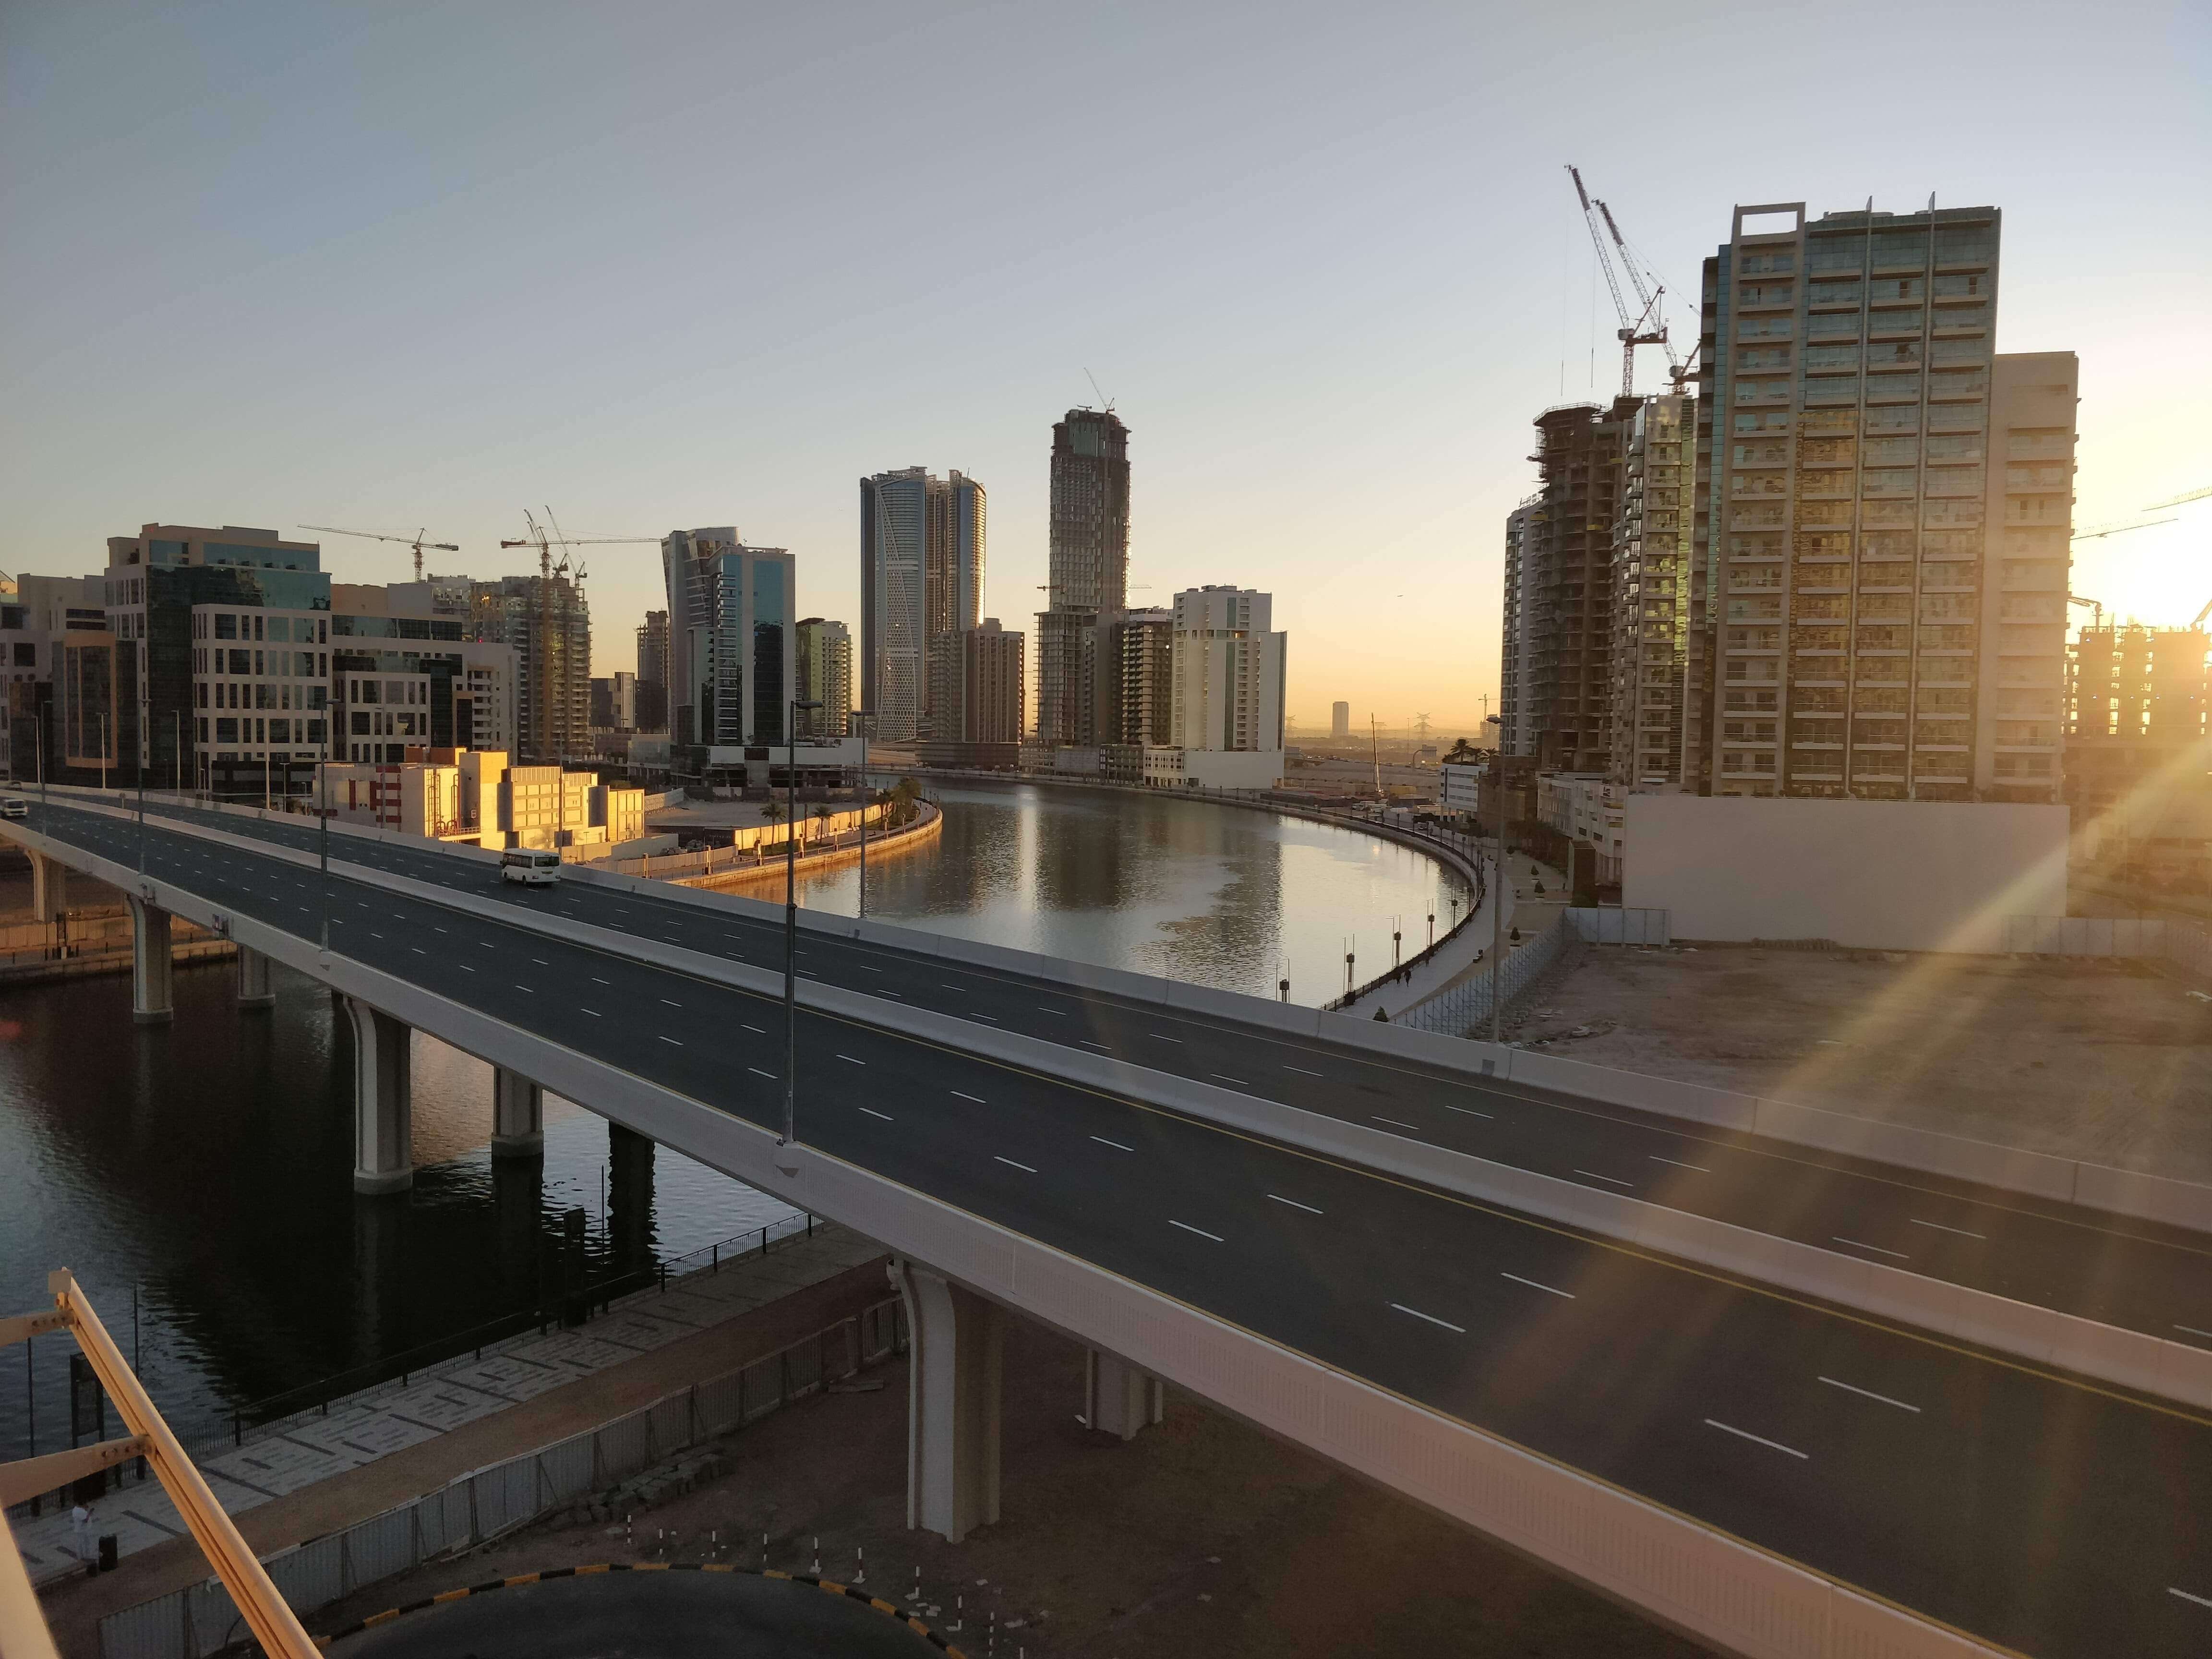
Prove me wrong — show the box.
[2066,622,2212,880]
[467,573,592,764]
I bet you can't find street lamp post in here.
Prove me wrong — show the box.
[781,697,823,1163]
[850,709,874,922]
[318,731,330,953]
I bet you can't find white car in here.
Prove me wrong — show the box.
[500,848,563,886]
[0,797,27,820]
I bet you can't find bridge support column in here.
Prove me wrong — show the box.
[234,946,276,1010]
[491,1068,543,1159]
[344,997,412,1194]
[29,852,67,923]
[125,897,172,1025]
[1083,1349,1164,1441]
[891,1260,1002,1543]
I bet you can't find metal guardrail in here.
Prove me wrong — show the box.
[97,1298,907,1659]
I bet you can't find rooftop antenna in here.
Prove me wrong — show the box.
[1083,367,1115,414]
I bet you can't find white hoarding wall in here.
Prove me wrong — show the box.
[1623,795,2068,953]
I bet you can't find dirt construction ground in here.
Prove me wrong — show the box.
[310,1317,1712,1659]
[1503,942,2212,1182]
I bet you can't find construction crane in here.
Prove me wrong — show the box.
[498,510,657,763]
[2146,484,2212,512]
[2067,593,2105,633]
[1567,165,1677,399]
[300,524,459,581]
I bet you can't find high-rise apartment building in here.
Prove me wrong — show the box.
[661,529,795,751]
[634,609,669,733]
[952,619,1024,745]
[860,468,985,743]
[464,575,590,764]
[1608,395,1696,786]
[2066,623,2210,868]
[1330,700,1350,740]
[1169,586,1286,755]
[1498,403,1635,770]
[795,616,853,738]
[1037,409,1130,748]
[1114,608,1175,746]
[330,582,518,762]
[1690,201,2069,802]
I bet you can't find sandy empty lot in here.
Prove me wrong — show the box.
[1506,943,2212,1181]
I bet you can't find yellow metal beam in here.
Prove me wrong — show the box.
[0,1311,67,1350]
[0,1512,64,1659]
[46,1271,318,1659]
[0,1436,149,1509]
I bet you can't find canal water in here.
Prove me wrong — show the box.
[0,785,1462,1459]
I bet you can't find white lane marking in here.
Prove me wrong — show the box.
[1574,1168,1632,1187]
[1035,1006,1067,1016]
[580,1009,601,1018]
[972,1012,1000,1022]
[435,927,448,934]
[369,931,384,939]
[658,1036,683,1047]
[2171,1586,2212,1610]
[532,958,550,967]
[1151,1033,1182,1044]
[1168,1219,1223,1242]
[512,985,535,993]
[1704,1419,1808,1460]
[660,998,682,1009]
[1909,1218,1987,1240]
[478,941,493,950]
[458,964,476,973]
[995,1156,1038,1173]
[411,947,426,955]
[593,977,612,986]
[856,965,882,973]
[1818,1376,1921,1413]
[1092,1135,1134,1152]
[744,1025,766,1034]
[1832,1236,1909,1260]
[2176,1324,2212,1340]
[1082,1039,1110,1050]
[836,1054,866,1066]
[859,1106,894,1122]
[1373,1115,1419,1130]
[748,1067,778,1080]
[1389,1302,1465,1334]
[1443,1103,1493,1119]
[1501,1272,1574,1299]
[1213,1073,1249,1087]
[1650,1154,1712,1173]
[1268,1194,1324,1215]
[1284,1064,1323,1077]
[952,1090,987,1104]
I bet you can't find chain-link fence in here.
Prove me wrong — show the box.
[2005,914,2212,981]
[97,1299,906,1659]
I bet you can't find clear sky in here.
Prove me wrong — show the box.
[4,1,2207,738]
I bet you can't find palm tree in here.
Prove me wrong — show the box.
[813,803,835,845]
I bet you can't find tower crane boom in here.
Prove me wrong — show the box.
[1565,165,1672,400]
[299,524,459,581]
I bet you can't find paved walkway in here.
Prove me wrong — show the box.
[30,1226,890,1656]
[1335,849,1502,1023]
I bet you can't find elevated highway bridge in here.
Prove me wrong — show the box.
[8,789,2211,1658]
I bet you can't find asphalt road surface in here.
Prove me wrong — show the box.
[24,799,2212,1656]
[329,1568,940,1657]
